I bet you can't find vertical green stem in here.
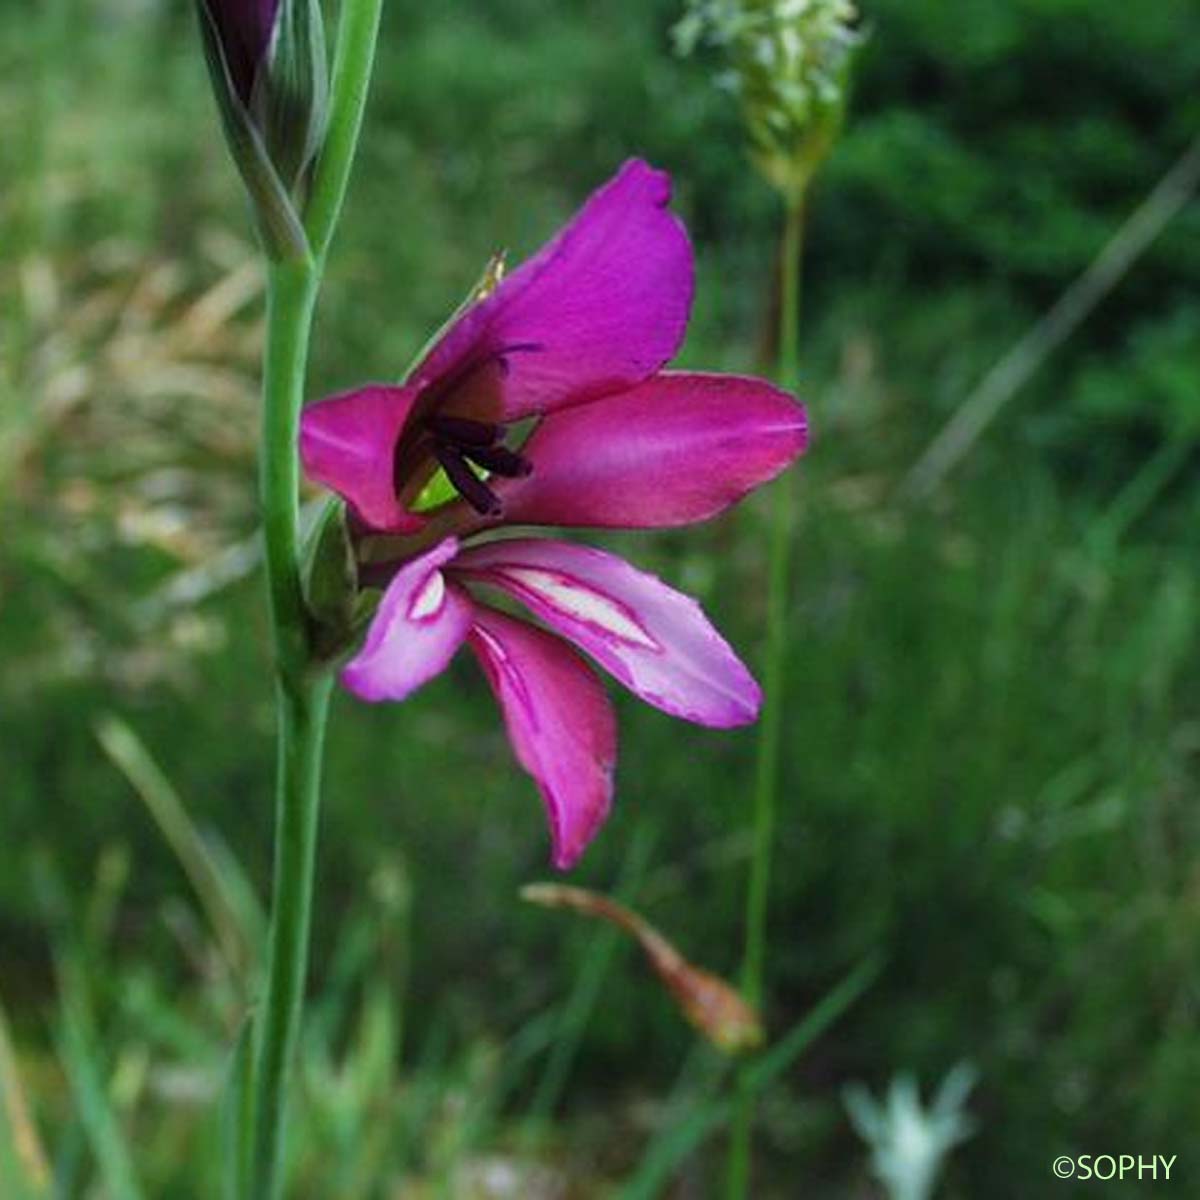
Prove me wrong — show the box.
[743,193,805,1003]
[727,191,806,1200]
[259,262,319,683]
[251,674,332,1199]
[250,260,328,1200]
[245,3,383,1194]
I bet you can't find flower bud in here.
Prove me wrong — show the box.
[522,883,765,1055]
[196,0,328,258]
[675,0,862,200]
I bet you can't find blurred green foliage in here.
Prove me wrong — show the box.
[1,0,1199,1195]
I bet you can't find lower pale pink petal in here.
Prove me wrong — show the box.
[456,539,760,727]
[411,160,694,419]
[498,372,808,528]
[468,606,616,870]
[342,538,472,702]
[300,384,424,533]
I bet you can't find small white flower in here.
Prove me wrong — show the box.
[845,1063,978,1200]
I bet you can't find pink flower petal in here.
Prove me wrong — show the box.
[412,160,694,420]
[456,539,760,728]
[342,538,472,702]
[468,606,617,870]
[498,371,807,529]
[300,384,425,533]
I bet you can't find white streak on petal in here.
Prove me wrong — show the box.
[454,538,761,728]
[496,567,659,650]
[408,570,446,621]
[340,537,471,704]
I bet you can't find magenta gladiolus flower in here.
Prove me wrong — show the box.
[300,160,808,868]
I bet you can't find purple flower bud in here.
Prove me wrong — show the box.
[196,0,327,258]
[202,0,281,107]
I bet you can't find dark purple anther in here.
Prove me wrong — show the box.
[425,416,505,447]
[461,444,533,479]
[433,444,504,516]
[422,416,532,513]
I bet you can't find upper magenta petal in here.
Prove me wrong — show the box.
[467,606,616,870]
[299,384,425,534]
[411,160,694,421]
[498,372,808,529]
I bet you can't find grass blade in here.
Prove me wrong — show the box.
[221,1019,255,1200]
[620,952,883,1200]
[94,714,260,974]
[0,998,49,1198]
[56,1000,144,1200]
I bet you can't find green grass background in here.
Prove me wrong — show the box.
[1,0,1199,1195]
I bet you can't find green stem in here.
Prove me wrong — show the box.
[259,262,319,684]
[246,3,383,1194]
[250,671,332,1200]
[305,0,384,263]
[250,258,329,1200]
[727,191,806,1200]
[743,193,805,1002]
